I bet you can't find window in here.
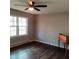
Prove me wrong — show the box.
[10,16,28,37]
[18,17,28,35]
[10,16,17,36]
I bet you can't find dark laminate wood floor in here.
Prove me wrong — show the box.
[10,41,69,59]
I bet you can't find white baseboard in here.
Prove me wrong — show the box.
[10,40,35,48]
[35,40,58,47]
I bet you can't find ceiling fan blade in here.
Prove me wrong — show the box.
[34,7,40,11]
[24,8,29,10]
[35,5,47,7]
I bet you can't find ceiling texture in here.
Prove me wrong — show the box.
[10,0,69,14]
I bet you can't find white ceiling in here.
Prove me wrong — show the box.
[10,0,69,14]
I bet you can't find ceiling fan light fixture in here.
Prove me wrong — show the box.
[28,7,34,11]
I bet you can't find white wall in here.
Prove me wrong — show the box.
[10,9,37,48]
[36,13,69,48]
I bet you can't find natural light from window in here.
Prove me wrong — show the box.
[10,16,28,37]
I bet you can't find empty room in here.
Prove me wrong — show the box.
[10,0,69,59]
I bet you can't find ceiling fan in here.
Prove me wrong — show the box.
[15,0,47,11]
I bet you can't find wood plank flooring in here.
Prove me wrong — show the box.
[10,41,69,59]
